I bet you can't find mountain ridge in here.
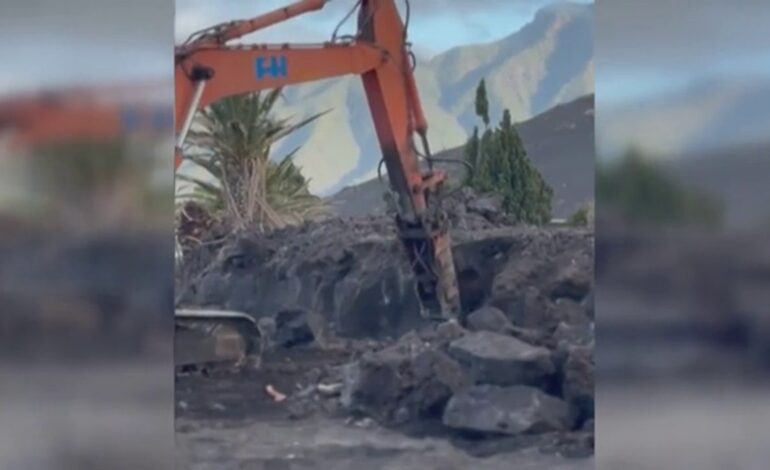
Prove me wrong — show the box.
[271,2,594,194]
[328,93,595,220]
[598,77,770,158]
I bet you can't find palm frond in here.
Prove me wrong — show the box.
[176,88,326,232]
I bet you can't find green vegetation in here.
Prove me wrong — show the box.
[178,89,327,233]
[597,149,723,227]
[474,78,491,128]
[463,79,553,225]
[23,139,169,226]
[568,201,594,227]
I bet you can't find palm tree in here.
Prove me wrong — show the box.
[177,89,327,232]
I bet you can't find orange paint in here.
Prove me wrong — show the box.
[0,87,171,150]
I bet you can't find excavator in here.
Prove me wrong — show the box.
[0,83,171,149]
[174,0,463,366]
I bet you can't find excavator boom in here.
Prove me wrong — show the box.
[178,0,328,52]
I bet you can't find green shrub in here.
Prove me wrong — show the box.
[463,79,553,225]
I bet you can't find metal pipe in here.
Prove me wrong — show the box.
[221,0,328,43]
[175,79,206,154]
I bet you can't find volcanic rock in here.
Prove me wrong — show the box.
[273,308,316,348]
[550,263,592,302]
[181,212,594,344]
[341,334,469,426]
[465,306,514,334]
[448,331,554,387]
[442,385,570,435]
[434,319,468,344]
[467,194,503,220]
[560,345,594,429]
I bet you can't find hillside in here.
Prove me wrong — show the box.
[328,94,595,219]
[272,2,594,194]
[599,78,770,158]
[666,142,770,229]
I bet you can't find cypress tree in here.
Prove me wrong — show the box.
[474,79,490,128]
[463,81,553,225]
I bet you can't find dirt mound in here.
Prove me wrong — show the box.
[177,187,510,336]
[0,229,172,357]
[177,190,594,458]
[597,216,770,375]
[179,200,593,340]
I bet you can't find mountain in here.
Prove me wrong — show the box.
[328,94,595,219]
[597,75,770,228]
[272,2,594,194]
[598,78,770,158]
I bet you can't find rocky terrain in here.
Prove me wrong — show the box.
[0,216,173,469]
[597,215,770,376]
[0,219,172,358]
[176,189,595,467]
[594,214,770,469]
[598,78,770,158]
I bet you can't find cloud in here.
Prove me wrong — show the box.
[597,0,770,74]
[174,0,592,56]
[1,0,592,93]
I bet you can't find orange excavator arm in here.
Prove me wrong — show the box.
[0,83,171,150]
[175,0,460,318]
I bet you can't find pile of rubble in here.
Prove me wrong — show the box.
[340,306,593,440]
[0,228,172,356]
[598,214,770,375]
[246,294,594,456]
[179,188,594,455]
[180,188,592,336]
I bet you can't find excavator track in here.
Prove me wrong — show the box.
[175,309,262,371]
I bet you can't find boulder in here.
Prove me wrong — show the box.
[465,305,545,346]
[552,321,593,351]
[546,298,591,327]
[550,320,594,429]
[561,346,594,428]
[273,308,315,348]
[467,194,503,220]
[341,335,469,426]
[442,385,570,435]
[448,331,554,387]
[493,286,548,330]
[434,319,468,344]
[581,289,594,319]
[550,263,591,302]
[465,306,514,334]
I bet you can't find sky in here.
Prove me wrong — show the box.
[0,0,591,96]
[0,0,173,96]
[4,1,768,106]
[597,0,770,106]
[176,0,593,58]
